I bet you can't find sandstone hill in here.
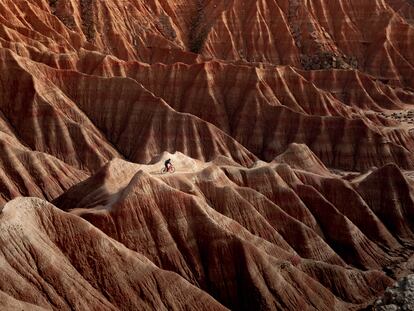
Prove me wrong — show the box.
[1,0,414,310]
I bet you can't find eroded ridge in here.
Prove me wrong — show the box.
[0,0,414,310]
[50,150,414,310]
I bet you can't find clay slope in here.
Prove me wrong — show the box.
[52,152,414,310]
[2,0,414,86]
[0,0,414,171]
[0,197,227,310]
[0,0,414,310]
[2,46,414,170]
[0,131,88,204]
[61,53,414,170]
[0,48,256,168]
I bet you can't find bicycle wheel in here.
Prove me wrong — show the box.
[169,166,175,173]
[161,167,167,174]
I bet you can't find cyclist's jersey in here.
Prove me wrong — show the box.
[165,159,171,167]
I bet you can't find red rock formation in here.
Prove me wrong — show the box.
[0,0,414,309]
[53,153,412,309]
[0,197,227,310]
[355,163,414,240]
[0,133,88,204]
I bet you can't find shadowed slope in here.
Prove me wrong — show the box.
[0,197,228,310]
[0,0,414,310]
[54,153,409,309]
[0,49,122,172]
[355,163,414,240]
[0,131,88,204]
[0,48,257,168]
[5,47,413,171]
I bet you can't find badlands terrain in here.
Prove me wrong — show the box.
[1,0,414,310]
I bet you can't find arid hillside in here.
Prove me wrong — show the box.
[0,0,414,310]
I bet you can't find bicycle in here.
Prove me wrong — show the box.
[161,165,175,174]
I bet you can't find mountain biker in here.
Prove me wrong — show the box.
[164,158,172,172]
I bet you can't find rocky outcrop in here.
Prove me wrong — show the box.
[374,274,414,311]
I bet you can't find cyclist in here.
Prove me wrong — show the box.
[164,158,172,172]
